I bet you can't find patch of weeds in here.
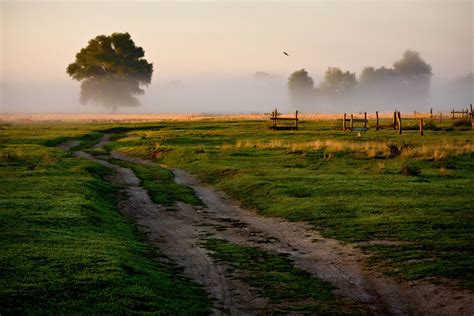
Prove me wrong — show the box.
[387,142,414,157]
[452,119,472,131]
[400,161,421,176]
[387,143,402,157]
[424,120,438,131]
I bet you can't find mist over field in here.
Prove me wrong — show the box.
[2,73,472,114]
[1,1,472,114]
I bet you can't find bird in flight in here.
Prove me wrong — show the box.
[283,51,289,56]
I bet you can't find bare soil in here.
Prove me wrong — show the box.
[67,135,473,315]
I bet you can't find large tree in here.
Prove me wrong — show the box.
[67,32,153,113]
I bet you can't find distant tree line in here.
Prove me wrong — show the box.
[288,50,434,111]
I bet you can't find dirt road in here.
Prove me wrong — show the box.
[66,135,473,315]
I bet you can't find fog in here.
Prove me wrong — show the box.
[1,1,472,114]
[2,72,472,114]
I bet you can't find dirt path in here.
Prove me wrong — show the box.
[170,169,473,316]
[69,135,473,315]
[74,150,270,315]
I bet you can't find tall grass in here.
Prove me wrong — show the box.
[225,139,474,160]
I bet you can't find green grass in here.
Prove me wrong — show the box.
[110,159,203,207]
[203,238,356,314]
[0,124,212,314]
[108,119,474,288]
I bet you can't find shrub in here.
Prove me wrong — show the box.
[424,120,438,130]
[452,119,472,131]
[401,161,421,176]
[387,143,401,157]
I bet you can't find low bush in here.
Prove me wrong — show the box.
[401,161,421,176]
[452,119,472,130]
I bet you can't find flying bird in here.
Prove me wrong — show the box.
[283,51,289,56]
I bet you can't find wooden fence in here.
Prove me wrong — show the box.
[269,109,299,130]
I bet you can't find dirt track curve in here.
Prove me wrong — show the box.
[60,136,474,315]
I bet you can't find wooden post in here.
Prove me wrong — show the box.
[350,114,354,131]
[419,118,424,136]
[430,108,433,118]
[393,110,397,130]
[452,109,455,119]
[470,104,473,120]
[295,110,298,130]
[343,113,347,131]
[397,111,402,135]
[439,112,442,123]
[364,112,367,129]
[375,111,379,131]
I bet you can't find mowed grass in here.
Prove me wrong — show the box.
[108,119,474,288]
[0,124,212,314]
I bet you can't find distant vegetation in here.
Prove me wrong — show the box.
[288,50,436,111]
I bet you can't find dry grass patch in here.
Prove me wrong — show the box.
[226,139,474,160]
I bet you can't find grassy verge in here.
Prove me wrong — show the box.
[203,239,358,314]
[109,119,474,288]
[0,125,212,314]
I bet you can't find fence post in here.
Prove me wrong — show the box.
[430,108,433,118]
[295,110,298,129]
[419,118,424,136]
[350,114,354,131]
[397,111,402,135]
[393,110,397,129]
[364,112,367,129]
[439,112,442,123]
[375,111,379,131]
[470,104,473,120]
[343,113,346,131]
[452,109,455,119]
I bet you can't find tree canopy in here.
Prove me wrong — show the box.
[317,67,357,96]
[67,32,153,112]
[287,69,314,106]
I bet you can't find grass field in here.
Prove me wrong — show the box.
[1,117,473,313]
[0,124,212,314]
[106,118,474,288]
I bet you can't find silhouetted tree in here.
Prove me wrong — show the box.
[67,32,153,113]
[316,67,357,96]
[358,50,432,107]
[288,69,314,106]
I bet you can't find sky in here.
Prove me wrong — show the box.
[1,0,473,113]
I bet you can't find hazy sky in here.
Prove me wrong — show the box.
[1,0,472,113]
